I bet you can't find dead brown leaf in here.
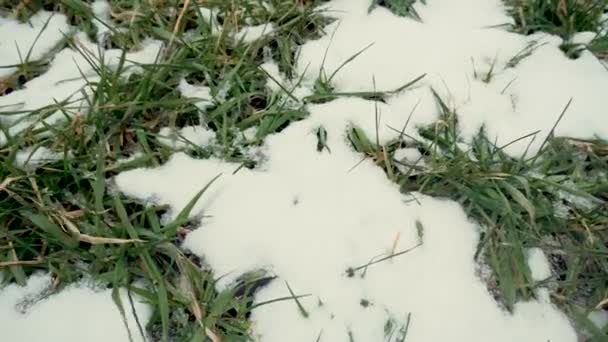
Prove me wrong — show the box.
[56,214,142,245]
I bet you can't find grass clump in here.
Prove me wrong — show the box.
[504,0,606,36]
[503,0,608,58]
[412,131,608,338]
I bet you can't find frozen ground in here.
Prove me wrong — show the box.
[1,0,607,341]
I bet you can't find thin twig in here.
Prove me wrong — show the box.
[346,243,422,277]
[168,0,191,48]
[0,259,43,268]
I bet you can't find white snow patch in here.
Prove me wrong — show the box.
[14,146,61,171]
[393,147,425,173]
[113,151,145,166]
[571,31,596,45]
[260,61,313,100]
[527,248,552,281]
[157,125,215,149]
[0,11,70,78]
[260,61,287,93]
[196,7,221,34]
[116,95,577,341]
[557,182,596,211]
[0,273,151,342]
[177,79,213,111]
[241,127,258,142]
[296,0,608,156]
[91,0,112,43]
[235,23,275,43]
[0,33,162,136]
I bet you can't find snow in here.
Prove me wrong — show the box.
[0,11,70,78]
[0,31,161,138]
[260,61,286,93]
[177,79,214,111]
[393,147,425,173]
[0,273,151,342]
[196,7,221,34]
[235,23,275,43]
[116,95,577,342]
[296,0,608,156]
[112,151,145,168]
[261,61,313,100]
[526,248,552,282]
[571,31,596,45]
[157,125,215,149]
[91,0,112,43]
[14,146,61,171]
[394,148,422,163]
[241,126,258,142]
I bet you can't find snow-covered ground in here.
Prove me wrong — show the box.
[1,0,608,341]
[0,273,150,342]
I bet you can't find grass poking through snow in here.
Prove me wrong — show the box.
[503,0,608,59]
[347,93,608,338]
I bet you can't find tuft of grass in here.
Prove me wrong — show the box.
[503,0,608,59]
[504,0,607,36]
